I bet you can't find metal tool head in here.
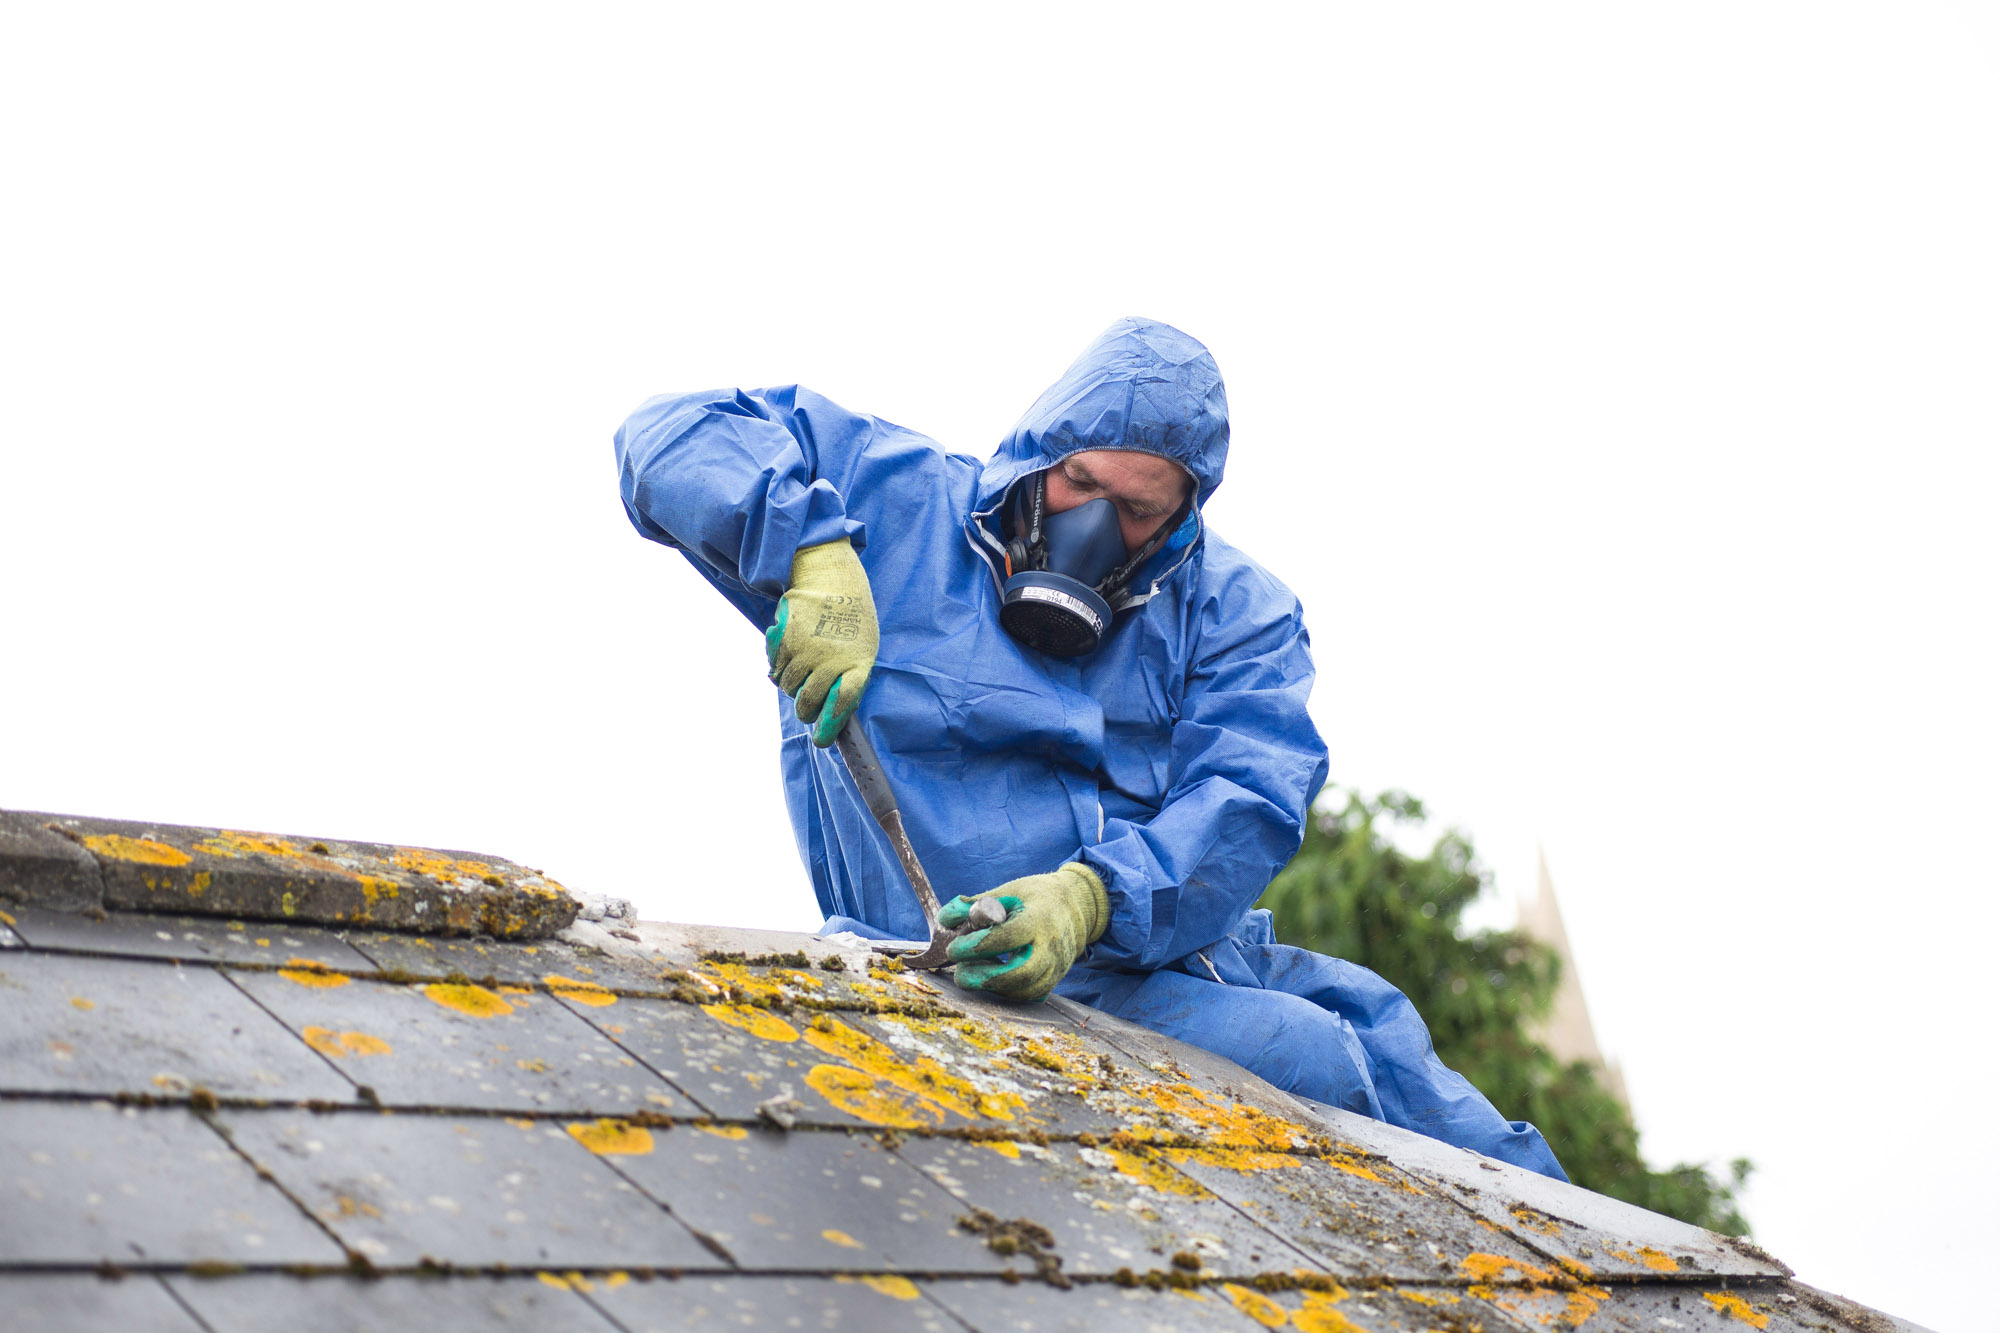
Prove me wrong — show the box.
[869,934,959,971]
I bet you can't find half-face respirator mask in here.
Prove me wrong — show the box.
[998,469,1190,659]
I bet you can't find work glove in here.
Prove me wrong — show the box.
[941,863,1110,1003]
[766,537,878,745]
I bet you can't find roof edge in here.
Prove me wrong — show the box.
[0,809,577,939]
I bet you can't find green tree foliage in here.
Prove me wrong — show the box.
[1257,788,1753,1235]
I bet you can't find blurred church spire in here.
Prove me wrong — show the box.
[1519,849,1629,1109]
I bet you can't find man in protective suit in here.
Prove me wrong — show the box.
[615,318,1566,1179]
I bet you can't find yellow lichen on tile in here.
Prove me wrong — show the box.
[537,1271,596,1292]
[1460,1253,1553,1283]
[1163,1145,1303,1175]
[302,1026,392,1058]
[804,1064,942,1129]
[1222,1283,1287,1328]
[1291,1290,1362,1333]
[1106,1148,1211,1198]
[566,1118,655,1155]
[1137,1082,1308,1152]
[423,982,515,1017]
[1703,1293,1771,1329]
[977,1140,1022,1159]
[391,847,495,881]
[69,997,95,1011]
[83,834,190,867]
[820,1228,863,1249]
[205,830,306,859]
[1013,1031,1104,1080]
[545,974,618,1007]
[702,1003,800,1042]
[804,1017,1022,1122]
[697,960,795,1003]
[602,1272,629,1289]
[850,1274,919,1299]
[189,871,212,896]
[1510,1206,1564,1236]
[1636,1245,1680,1272]
[873,1011,1009,1055]
[356,875,399,903]
[1560,1286,1613,1327]
[278,960,351,989]
[697,1123,750,1140]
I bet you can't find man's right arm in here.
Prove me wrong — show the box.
[614,386,871,621]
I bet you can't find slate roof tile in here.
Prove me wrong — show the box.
[0,826,1927,1332]
[0,951,356,1102]
[0,1101,348,1265]
[215,1107,720,1270]
[0,1272,208,1331]
[603,1124,1008,1274]
[229,967,694,1115]
[896,1135,1319,1279]
[587,1273,964,1331]
[923,1277,1269,1330]
[165,1271,622,1331]
[4,904,380,971]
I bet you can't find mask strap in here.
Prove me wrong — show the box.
[1025,471,1047,564]
[1095,494,1194,599]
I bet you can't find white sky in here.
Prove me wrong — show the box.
[3,5,1994,1327]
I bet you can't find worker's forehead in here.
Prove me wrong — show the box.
[1060,450,1192,499]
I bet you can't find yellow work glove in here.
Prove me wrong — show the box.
[941,863,1110,1003]
[766,537,878,745]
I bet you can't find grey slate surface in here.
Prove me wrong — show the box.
[217,1108,720,1269]
[603,1124,1008,1274]
[895,1136,1318,1278]
[924,1278,1268,1330]
[0,1101,348,1265]
[168,1272,620,1331]
[5,903,380,970]
[589,1274,964,1331]
[0,949,356,1101]
[1167,1144,1551,1282]
[0,1272,207,1331]
[230,967,694,1114]
[0,811,104,912]
[0,905,1924,1333]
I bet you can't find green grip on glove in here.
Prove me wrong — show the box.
[766,537,878,745]
[940,863,1110,1003]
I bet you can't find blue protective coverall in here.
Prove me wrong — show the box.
[615,318,1566,1180]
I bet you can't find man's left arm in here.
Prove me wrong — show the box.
[1080,592,1329,972]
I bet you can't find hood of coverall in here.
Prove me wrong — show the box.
[974,317,1231,519]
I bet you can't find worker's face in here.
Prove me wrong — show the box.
[1042,450,1193,555]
